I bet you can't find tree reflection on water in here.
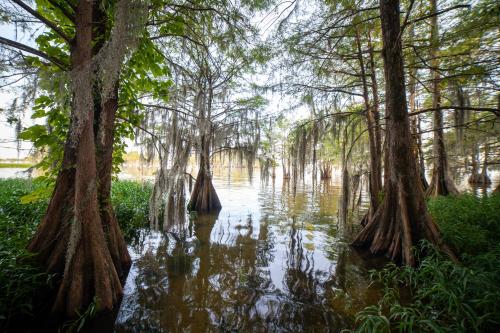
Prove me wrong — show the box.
[115,173,385,332]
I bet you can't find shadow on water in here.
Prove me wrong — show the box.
[114,170,387,332]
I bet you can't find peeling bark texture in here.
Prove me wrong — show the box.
[426,0,459,197]
[27,0,130,319]
[353,0,455,266]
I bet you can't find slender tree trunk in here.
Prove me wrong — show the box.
[368,30,382,169]
[27,0,128,319]
[407,27,428,190]
[469,144,479,181]
[355,30,382,224]
[353,0,454,266]
[426,0,459,196]
[339,130,350,225]
[480,144,491,183]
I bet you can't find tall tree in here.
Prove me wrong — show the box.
[0,0,145,318]
[352,0,454,266]
[426,0,459,196]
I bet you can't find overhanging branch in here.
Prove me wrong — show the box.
[0,36,68,69]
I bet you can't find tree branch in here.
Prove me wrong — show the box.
[11,0,73,44]
[408,4,470,25]
[0,36,68,69]
[410,106,500,117]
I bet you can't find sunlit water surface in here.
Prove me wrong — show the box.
[114,169,385,333]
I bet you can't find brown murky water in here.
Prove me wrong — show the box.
[114,169,386,332]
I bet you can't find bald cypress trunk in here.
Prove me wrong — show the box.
[408,27,429,190]
[355,30,382,224]
[353,0,454,266]
[95,83,131,278]
[426,0,459,196]
[27,0,129,319]
[188,132,222,212]
[469,144,492,185]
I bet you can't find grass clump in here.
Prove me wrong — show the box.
[348,194,500,333]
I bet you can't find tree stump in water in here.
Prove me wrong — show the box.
[468,173,492,185]
[320,164,332,180]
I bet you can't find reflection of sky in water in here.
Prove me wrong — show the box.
[114,169,386,332]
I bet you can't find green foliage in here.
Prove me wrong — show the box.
[0,179,50,331]
[428,195,500,255]
[59,297,98,333]
[111,180,152,241]
[348,194,500,333]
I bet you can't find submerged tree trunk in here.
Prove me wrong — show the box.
[188,132,222,212]
[353,0,454,266]
[27,0,129,319]
[320,163,332,179]
[469,144,491,185]
[426,0,459,196]
[480,144,491,184]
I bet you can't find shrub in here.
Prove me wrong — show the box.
[111,180,152,241]
[427,194,500,255]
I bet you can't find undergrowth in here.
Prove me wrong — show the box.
[348,194,500,333]
[0,178,152,331]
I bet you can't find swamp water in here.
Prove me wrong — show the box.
[114,170,385,332]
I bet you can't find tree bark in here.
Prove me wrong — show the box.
[426,0,459,196]
[92,1,131,280]
[353,0,454,266]
[95,83,132,278]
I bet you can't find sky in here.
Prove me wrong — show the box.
[0,20,40,160]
